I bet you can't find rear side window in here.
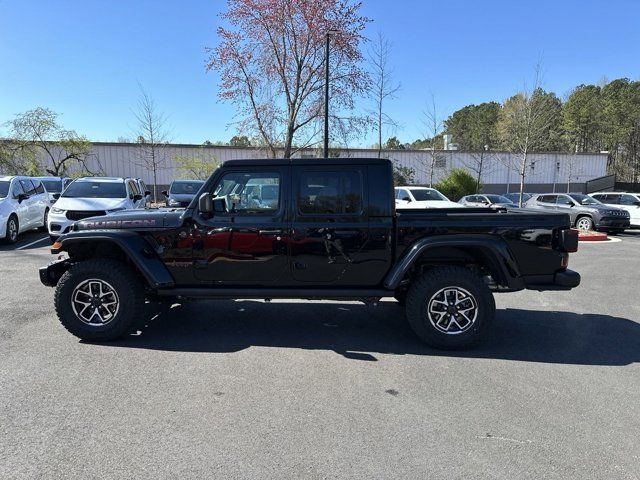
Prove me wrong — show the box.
[298,170,363,215]
[12,181,25,198]
[538,195,556,203]
[19,179,37,195]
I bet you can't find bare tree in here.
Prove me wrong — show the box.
[498,65,560,206]
[422,94,444,186]
[564,149,584,193]
[132,86,170,202]
[367,32,401,158]
[462,148,497,193]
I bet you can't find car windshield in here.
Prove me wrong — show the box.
[41,180,62,193]
[409,189,447,201]
[62,181,126,198]
[569,194,601,205]
[170,181,204,194]
[0,181,9,198]
[486,195,513,204]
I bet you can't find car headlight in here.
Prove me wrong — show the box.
[107,207,126,213]
[51,207,66,214]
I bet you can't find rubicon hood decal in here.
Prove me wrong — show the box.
[81,219,158,229]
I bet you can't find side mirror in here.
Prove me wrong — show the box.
[402,196,411,202]
[198,192,213,214]
[161,190,168,197]
[145,190,151,197]
[133,194,143,201]
[17,193,28,202]
[213,197,227,213]
[633,201,640,207]
[52,193,61,200]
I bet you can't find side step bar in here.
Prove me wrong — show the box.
[156,288,393,300]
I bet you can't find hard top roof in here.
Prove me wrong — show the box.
[221,157,391,167]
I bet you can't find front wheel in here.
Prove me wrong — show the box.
[575,216,593,231]
[38,208,49,232]
[405,266,495,349]
[4,215,18,244]
[54,258,144,341]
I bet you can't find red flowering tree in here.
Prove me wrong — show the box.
[207,0,370,158]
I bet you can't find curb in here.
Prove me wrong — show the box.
[578,231,609,242]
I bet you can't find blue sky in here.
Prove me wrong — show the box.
[1,0,639,146]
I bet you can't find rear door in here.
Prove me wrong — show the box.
[536,195,557,211]
[290,166,370,284]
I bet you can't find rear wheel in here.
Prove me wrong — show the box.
[4,215,18,244]
[54,258,144,341]
[38,208,49,232]
[405,266,495,349]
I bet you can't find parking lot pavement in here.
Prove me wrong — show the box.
[1,236,639,479]
[0,229,50,252]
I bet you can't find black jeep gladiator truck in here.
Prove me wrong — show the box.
[40,158,580,349]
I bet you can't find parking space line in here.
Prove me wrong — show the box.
[16,236,51,250]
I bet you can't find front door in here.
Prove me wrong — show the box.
[290,166,370,285]
[191,167,289,284]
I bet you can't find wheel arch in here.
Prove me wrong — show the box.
[384,235,523,291]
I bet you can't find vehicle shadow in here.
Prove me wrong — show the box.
[97,300,640,366]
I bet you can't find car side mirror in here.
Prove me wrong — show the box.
[17,193,28,202]
[52,193,61,200]
[402,196,411,202]
[198,192,213,214]
[634,201,640,207]
[144,190,151,197]
[133,194,143,201]
[161,190,168,197]
[213,197,227,213]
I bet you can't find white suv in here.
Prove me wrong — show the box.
[48,177,147,240]
[590,192,640,228]
[0,176,50,244]
[394,186,463,209]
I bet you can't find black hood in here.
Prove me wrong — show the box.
[74,208,186,231]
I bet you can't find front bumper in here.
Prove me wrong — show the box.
[39,259,72,287]
[524,269,581,291]
[596,216,630,229]
[47,211,75,236]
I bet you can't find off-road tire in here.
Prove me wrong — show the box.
[54,258,144,341]
[405,266,495,349]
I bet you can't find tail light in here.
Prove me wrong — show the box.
[560,228,579,253]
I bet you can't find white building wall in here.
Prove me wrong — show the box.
[39,142,608,188]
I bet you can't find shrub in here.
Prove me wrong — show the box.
[434,168,478,201]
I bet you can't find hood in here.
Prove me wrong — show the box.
[397,200,464,209]
[168,193,197,202]
[55,197,128,211]
[74,208,185,231]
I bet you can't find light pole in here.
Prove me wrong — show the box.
[324,29,337,158]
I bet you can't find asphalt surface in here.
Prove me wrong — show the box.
[1,232,640,479]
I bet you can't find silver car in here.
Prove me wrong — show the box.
[524,193,630,232]
[459,194,518,209]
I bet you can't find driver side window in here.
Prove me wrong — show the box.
[212,171,281,215]
[12,180,25,199]
[557,196,573,205]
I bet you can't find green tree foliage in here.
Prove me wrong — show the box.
[6,107,93,176]
[384,136,405,150]
[434,168,478,201]
[229,135,252,147]
[392,163,415,185]
[562,84,604,153]
[174,154,218,180]
[444,102,500,150]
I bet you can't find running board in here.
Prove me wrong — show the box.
[155,288,392,300]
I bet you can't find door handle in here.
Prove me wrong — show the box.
[258,229,283,235]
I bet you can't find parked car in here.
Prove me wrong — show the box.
[502,192,532,205]
[459,194,518,208]
[162,179,205,208]
[0,176,50,244]
[41,158,580,350]
[590,192,640,228]
[47,177,147,240]
[394,186,462,209]
[524,193,630,232]
[134,178,152,208]
[34,176,72,205]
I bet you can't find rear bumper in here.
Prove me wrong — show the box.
[524,269,581,291]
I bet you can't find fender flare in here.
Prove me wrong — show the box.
[383,234,523,290]
[53,230,175,289]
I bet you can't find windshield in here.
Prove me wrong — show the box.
[409,189,447,201]
[41,180,62,193]
[170,181,204,195]
[486,195,513,204]
[0,181,9,198]
[62,181,126,199]
[569,194,601,205]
